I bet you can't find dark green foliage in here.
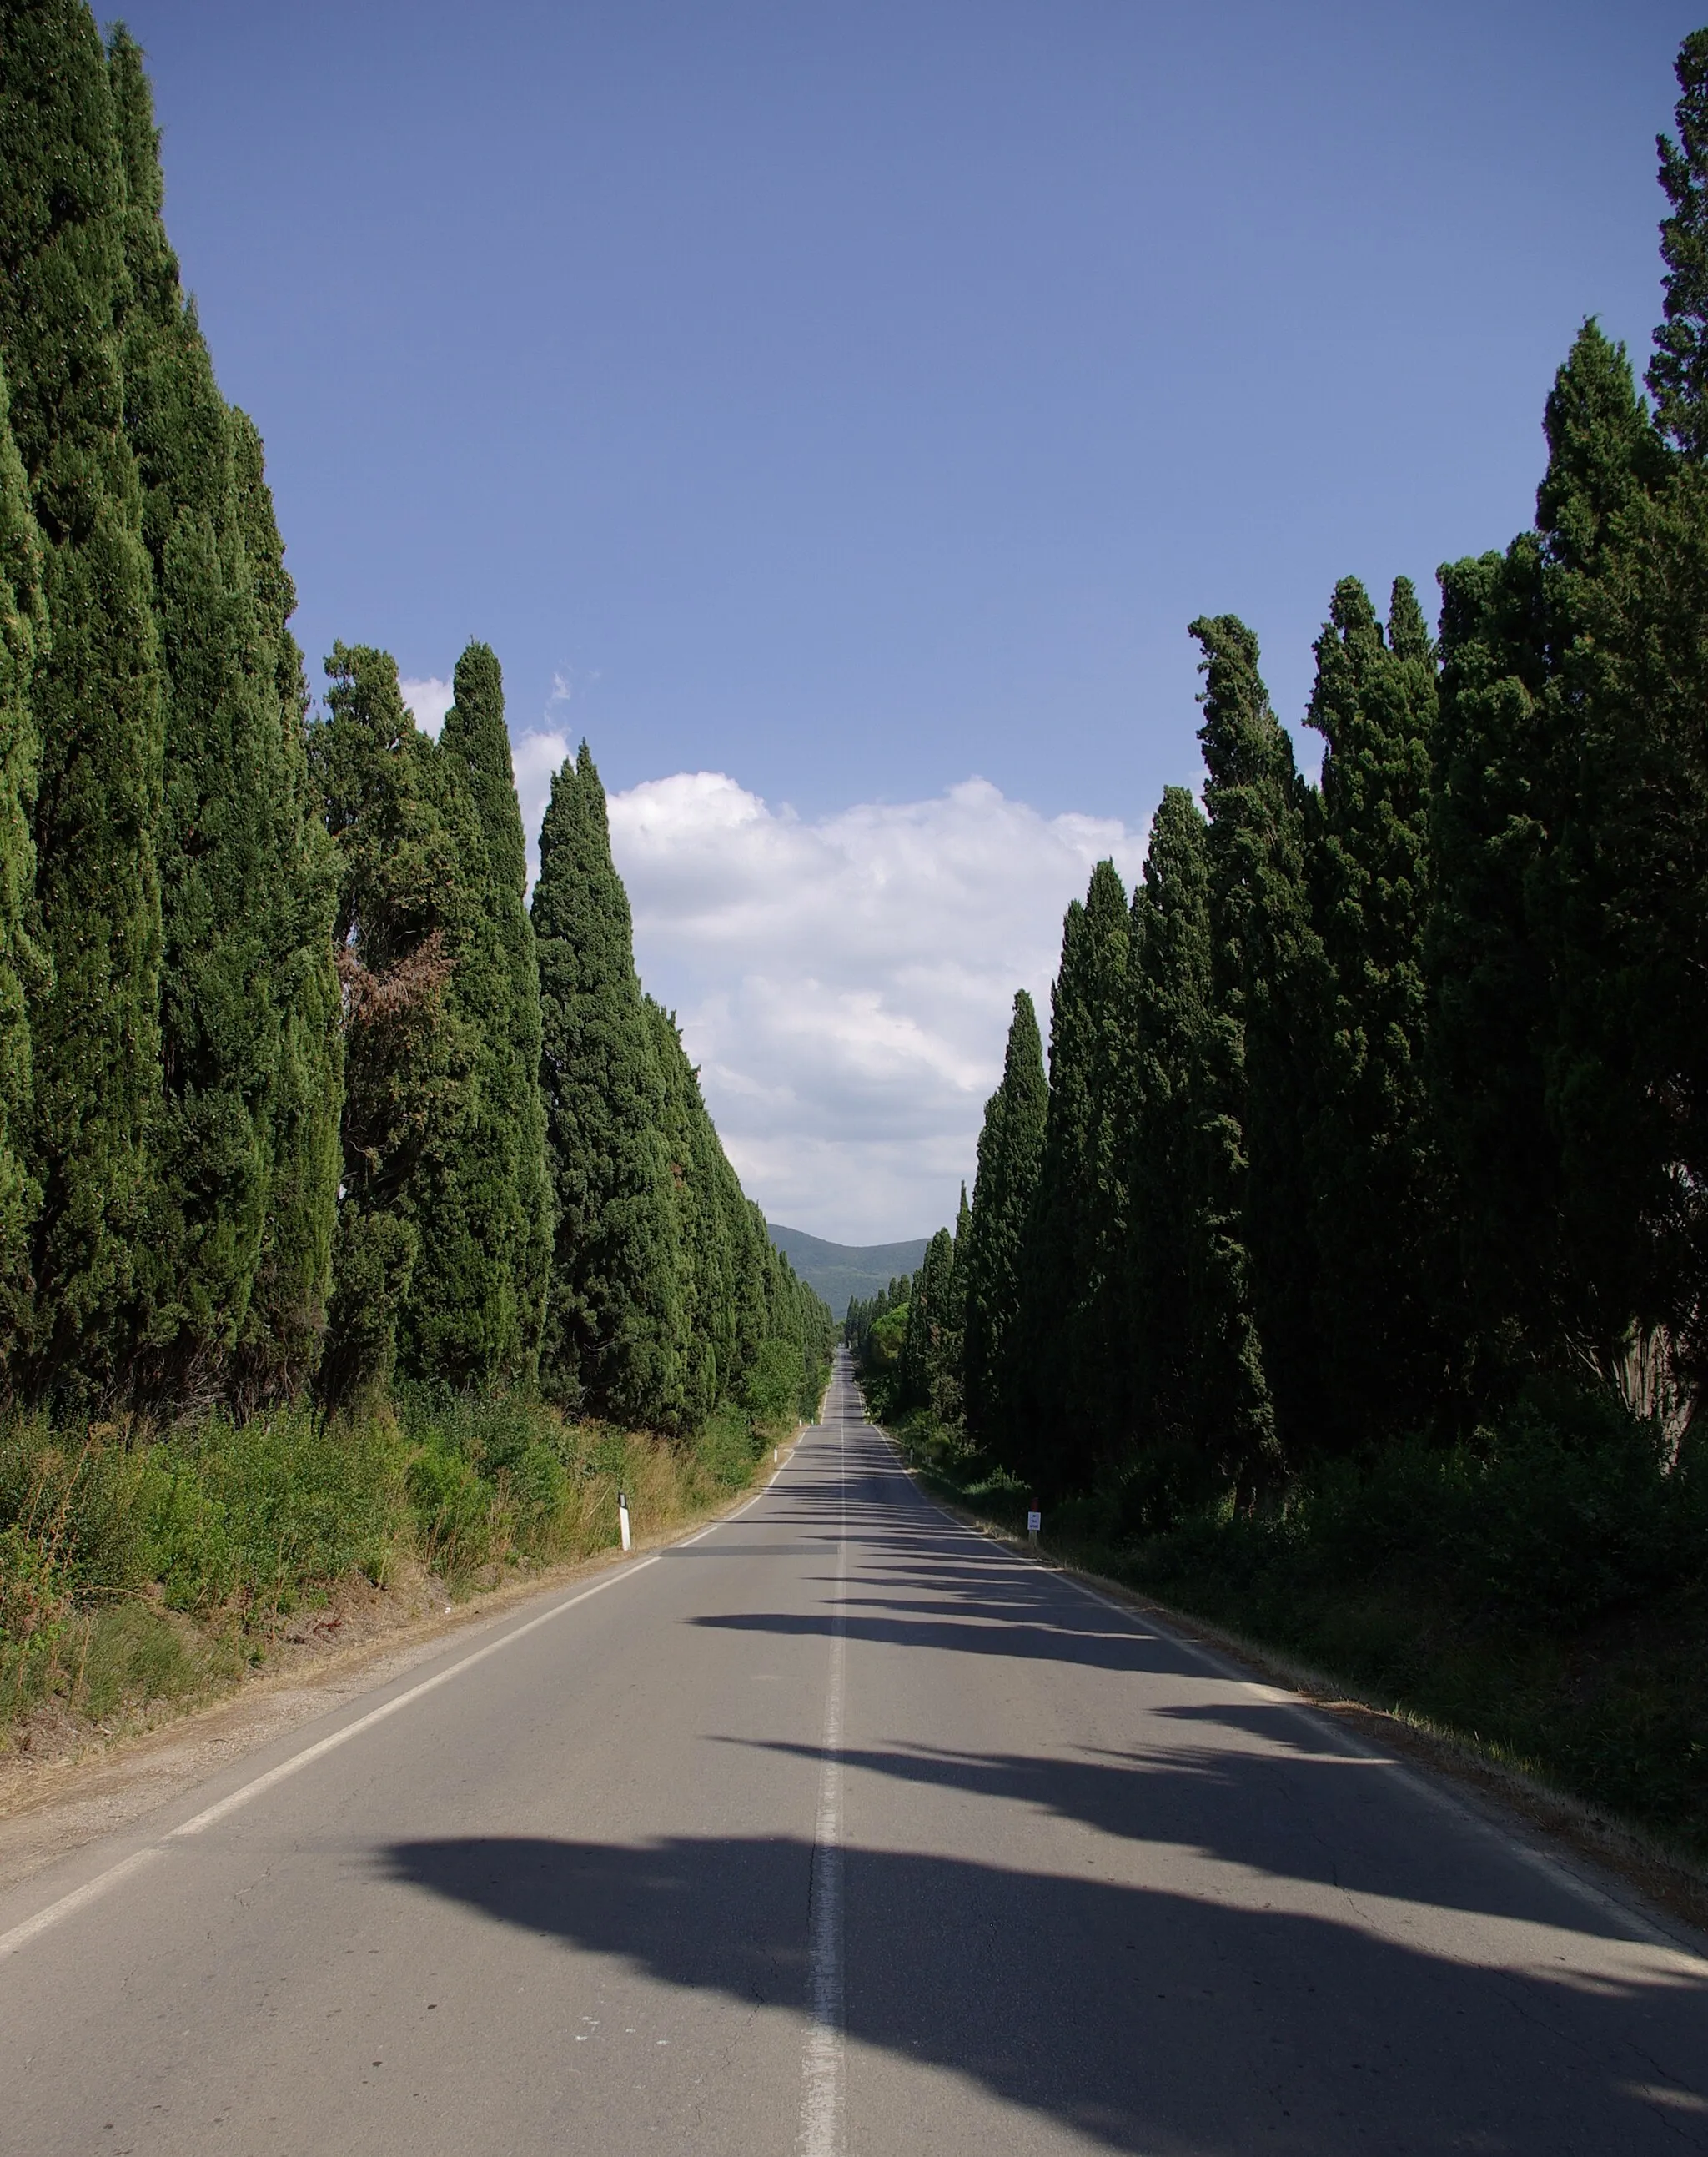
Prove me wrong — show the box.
[961,992,1047,1457]
[938,1183,969,1425]
[1304,576,1449,1441]
[640,994,831,1429]
[1426,535,1558,1379]
[1650,29,1708,456]
[223,414,342,1401]
[0,365,46,1352]
[1021,862,1132,1491]
[0,12,819,1476]
[0,0,165,1399]
[897,1225,954,1415]
[107,31,340,1406]
[533,746,686,1427]
[645,995,731,1428]
[312,644,463,1409]
[1528,322,1708,1416]
[1427,323,1700,1407]
[1189,616,1299,1483]
[1123,788,1223,1507]
[845,1274,911,1415]
[411,643,551,1388]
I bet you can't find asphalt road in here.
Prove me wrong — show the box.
[1,1351,1705,2154]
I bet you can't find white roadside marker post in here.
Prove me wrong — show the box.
[618,1491,631,1553]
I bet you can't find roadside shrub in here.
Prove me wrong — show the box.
[696,1405,760,1489]
[138,1411,404,1616]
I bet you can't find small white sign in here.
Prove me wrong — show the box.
[1026,1510,1042,1534]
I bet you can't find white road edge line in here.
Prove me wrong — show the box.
[871,1420,1708,1966]
[0,1422,821,1967]
[801,1400,848,2157]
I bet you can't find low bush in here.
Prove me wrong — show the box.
[0,1379,807,1735]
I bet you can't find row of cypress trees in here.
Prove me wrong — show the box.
[0,3,829,1427]
[936,31,1708,1510]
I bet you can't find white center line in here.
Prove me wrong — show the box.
[801,1402,848,2157]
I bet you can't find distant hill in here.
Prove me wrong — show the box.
[767,1224,931,1315]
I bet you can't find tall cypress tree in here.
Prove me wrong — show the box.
[0,363,45,1357]
[898,1226,953,1415]
[407,641,551,1389]
[532,744,686,1428]
[0,1,165,1398]
[1190,616,1296,1485]
[224,413,342,1401]
[107,29,317,1401]
[1424,328,1667,1395]
[962,991,1047,1459]
[312,645,463,1409]
[1124,787,1230,1496]
[1020,860,1131,1490]
[1427,530,1556,1390]
[644,993,730,1427]
[1535,318,1708,1413]
[1304,576,1448,1441]
[1650,29,1708,459]
[938,1182,970,1425]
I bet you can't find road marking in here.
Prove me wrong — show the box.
[0,1413,827,1967]
[0,1552,670,1961]
[866,1415,1708,1967]
[0,1848,163,1964]
[801,1405,847,2157]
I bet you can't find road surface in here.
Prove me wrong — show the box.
[0,1351,1704,2154]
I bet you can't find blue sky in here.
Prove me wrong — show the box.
[123,0,1708,1239]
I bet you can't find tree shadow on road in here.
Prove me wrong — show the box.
[381,1831,1708,2155]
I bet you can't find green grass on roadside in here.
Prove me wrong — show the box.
[0,1386,801,1741]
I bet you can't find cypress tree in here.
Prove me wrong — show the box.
[1650,29,1708,459]
[645,993,727,1428]
[898,1226,954,1416]
[937,1182,970,1426]
[1190,616,1299,1485]
[1020,860,1131,1490]
[0,0,166,1398]
[1424,327,1665,1393]
[1535,318,1708,1412]
[107,29,319,1401]
[407,641,551,1388]
[1304,576,1448,1441]
[224,413,342,1401]
[962,991,1047,1458]
[1427,533,1556,1385]
[312,644,462,1409]
[532,744,686,1428]
[1124,787,1228,1499]
[0,364,45,1355]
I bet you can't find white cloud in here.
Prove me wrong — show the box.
[513,728,572,885]
[399,676,454,738]
[590,770,1149,1247]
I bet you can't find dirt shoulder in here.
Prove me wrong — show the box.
[0,1446,796,1899]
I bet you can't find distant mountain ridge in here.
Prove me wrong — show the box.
[766,1224,930,1314]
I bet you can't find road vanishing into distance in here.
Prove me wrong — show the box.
[2,1353,1705,2154]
